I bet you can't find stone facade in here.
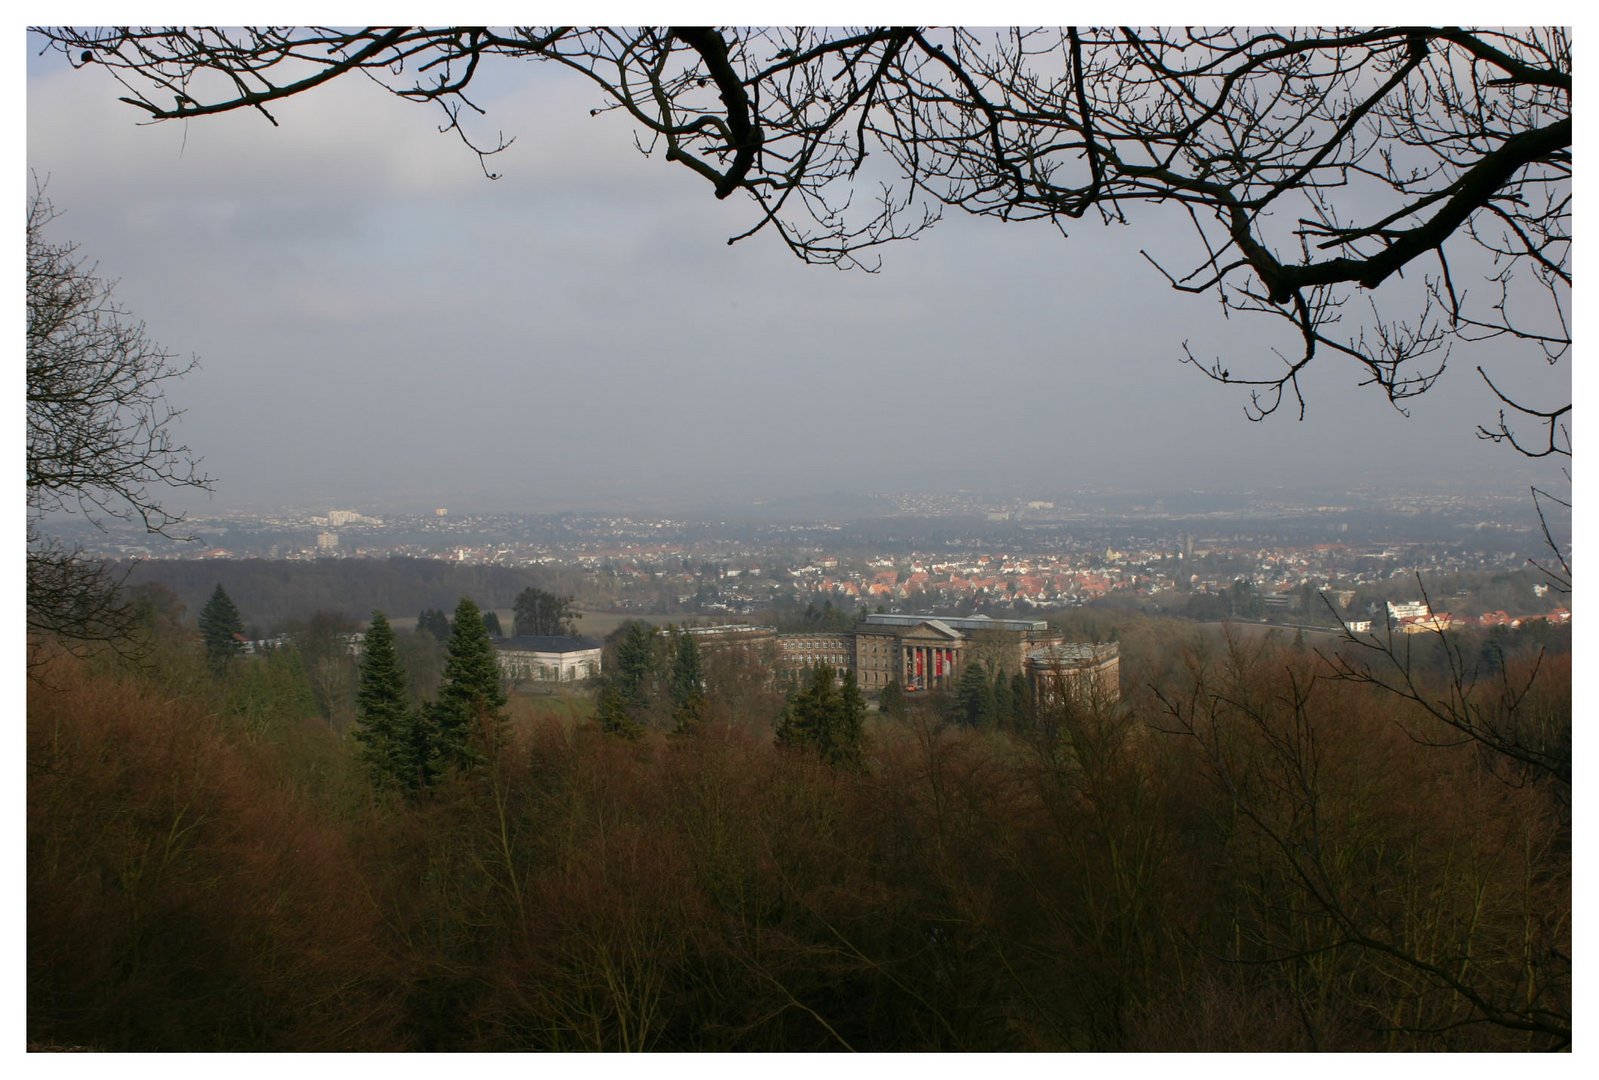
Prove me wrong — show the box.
[779,632,855,679]
[1025,642,1121,707]
[681,614,1118,703]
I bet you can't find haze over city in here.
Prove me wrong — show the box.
[25,35,1566,519]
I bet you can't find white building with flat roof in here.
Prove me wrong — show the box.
[495,636,601,683]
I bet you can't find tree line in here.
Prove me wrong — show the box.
[120,558,579,634]
[196,583,518,792]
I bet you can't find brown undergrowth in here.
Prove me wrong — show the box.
[28,633,1570,1050]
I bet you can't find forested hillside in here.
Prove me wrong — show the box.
[28,611,1570,1051]
[120,558,584,632]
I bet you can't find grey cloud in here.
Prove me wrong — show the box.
[25,45,1560,515]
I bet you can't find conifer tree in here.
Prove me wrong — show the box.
[199,583,244,669]
[834,669,866,767]
[775,667,818,752]
[354,611,421,790]
[614,621,658,713]
[595,681,643,739]
[417,608,452,643]
[1010,671,1033,730]
[669,629,708,734]
[591,622,659,735]
[992,668,1013,729]
[956,660,996,727]
[777,663,863,766]
[430,597,507,771]
[878,679,907,721]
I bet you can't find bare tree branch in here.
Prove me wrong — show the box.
[35,26,1570,445]
[26,177,211,660]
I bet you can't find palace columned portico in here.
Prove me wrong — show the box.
[881,618,966,691]
[904,642,958,690]
[847,613,1062,692]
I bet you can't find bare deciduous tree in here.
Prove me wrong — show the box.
[1153,634,1570,1049]
[1318,580,1571,788]
[36,26,1571,447]
[26,180,209,655]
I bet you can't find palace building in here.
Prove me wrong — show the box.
[686,612,1119,702]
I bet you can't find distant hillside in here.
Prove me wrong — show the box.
[119,558,574,632]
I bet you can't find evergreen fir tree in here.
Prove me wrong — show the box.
[878,679,907,720]
[354,611,420,790]
[776,664,829,752]
[614,621,658,714]
[1010,671,1033,730]
[669,630,708,734]
[596,680,643,739]
[482,609,503,638]
[402,702,439,789]
[199,583,245,669]
[417,608,452,643]
[956,660,996,727]
[833,669,866,767]
[992,667,1013,729]
[776,664,862,766]
[430,598,507,771]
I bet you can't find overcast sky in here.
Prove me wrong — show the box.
[25,31,1570,517]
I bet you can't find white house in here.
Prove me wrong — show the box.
[494,635,602,684]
